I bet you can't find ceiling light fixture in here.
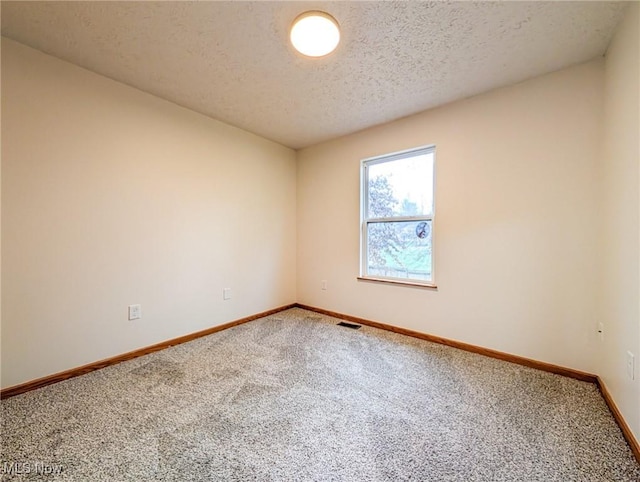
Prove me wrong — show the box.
[290,11,340,57]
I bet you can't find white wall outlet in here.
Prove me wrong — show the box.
[597,322,604,341]
[321,280,327,291]
[128,304,142,320]
[223,288,232,300]
[626,351,635,380]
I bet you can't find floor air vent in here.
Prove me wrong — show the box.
[337,321,361,330]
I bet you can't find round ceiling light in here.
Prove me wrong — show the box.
[290,11,340,57]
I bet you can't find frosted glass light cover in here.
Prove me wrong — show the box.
[290,12,340,57]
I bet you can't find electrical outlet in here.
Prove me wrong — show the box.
[321,280,327,291]
[128,304,142,320]
[597,322,604,342]
[627,351,635,380]
[223,288,232,300]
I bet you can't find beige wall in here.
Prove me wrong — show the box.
[599,2,640,440]
[1,38,297,388]
[297,59,604,374]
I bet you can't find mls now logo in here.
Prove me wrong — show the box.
[2,461,63,475]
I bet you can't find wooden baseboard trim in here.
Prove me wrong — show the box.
[5,302,638,464]
[295,303,597,383]
[0,303,296,400]
[596,377,640,463]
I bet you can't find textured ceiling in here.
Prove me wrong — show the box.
[1,1,628,149]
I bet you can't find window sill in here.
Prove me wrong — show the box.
[357,276,438,289]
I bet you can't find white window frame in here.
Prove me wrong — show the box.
[359,145,436,288]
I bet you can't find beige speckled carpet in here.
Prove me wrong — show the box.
[2,308,639,481]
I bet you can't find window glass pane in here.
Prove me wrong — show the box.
[367,152,434,218]
[367,220,432,281]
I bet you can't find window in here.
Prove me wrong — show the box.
[360,145,435,286]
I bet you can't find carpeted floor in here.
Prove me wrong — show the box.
[2,308,639,481]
